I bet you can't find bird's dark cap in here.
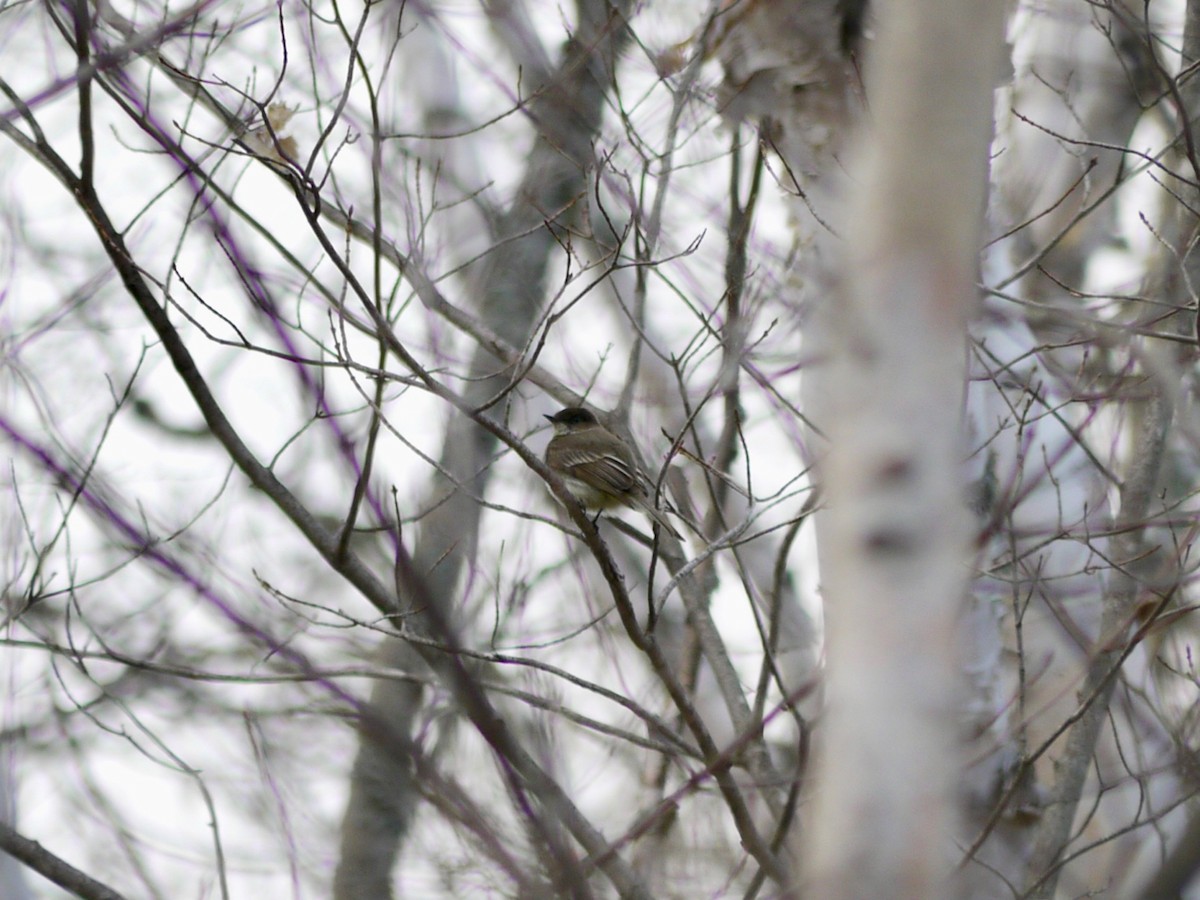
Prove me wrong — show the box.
[546,407,599,426]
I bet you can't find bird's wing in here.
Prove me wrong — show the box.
[550,446,641,496]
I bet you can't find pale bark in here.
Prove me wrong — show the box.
[801,1,1007,896]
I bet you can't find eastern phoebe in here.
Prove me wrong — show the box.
[544,407,681,539]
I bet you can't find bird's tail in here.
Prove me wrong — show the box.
[634,495,682,540]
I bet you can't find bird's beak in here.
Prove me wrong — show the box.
[544,414,555,423]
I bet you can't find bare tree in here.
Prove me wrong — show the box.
[3,0,1200,897]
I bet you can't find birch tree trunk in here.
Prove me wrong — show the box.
[801,1,1007,895]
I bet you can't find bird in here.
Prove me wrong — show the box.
[543,407,681,539]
